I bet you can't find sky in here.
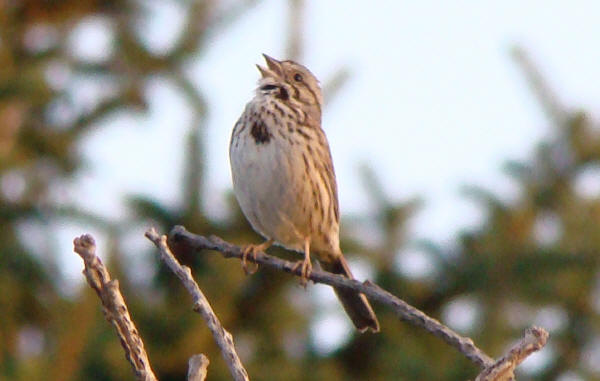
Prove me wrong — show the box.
[70,0,600,240]
[48,0,600,365]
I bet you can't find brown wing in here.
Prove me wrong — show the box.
[315,128,340,225]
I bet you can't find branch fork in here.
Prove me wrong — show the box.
[73,226,549,381]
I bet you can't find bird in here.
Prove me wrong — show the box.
[229,54,379,333]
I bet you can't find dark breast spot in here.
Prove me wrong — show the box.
[250,121,272,144]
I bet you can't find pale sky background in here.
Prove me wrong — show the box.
[69,0,600,240]
[46,0,600,370]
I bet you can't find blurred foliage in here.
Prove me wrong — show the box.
[1,1,599,380]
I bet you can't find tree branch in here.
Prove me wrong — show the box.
[475,326,549,381]
[187,354,210,381]
[73,234,158,381]
[74,234,212,381]
[145,228,250,381]
[75,228,548,380]
[168,225,549,375]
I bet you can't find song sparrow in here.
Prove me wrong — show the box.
[229,54,379,333]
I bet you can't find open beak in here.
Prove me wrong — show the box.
[256,53,283,78]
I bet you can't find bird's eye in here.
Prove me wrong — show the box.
[293,73,303,82]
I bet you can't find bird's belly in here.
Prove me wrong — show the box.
[230,135,310,252]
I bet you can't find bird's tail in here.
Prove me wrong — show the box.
[321,255,379,333]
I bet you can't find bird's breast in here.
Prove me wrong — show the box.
[229,98,339,254]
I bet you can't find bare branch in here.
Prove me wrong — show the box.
[285,0,305,60]
[475,326,549,381]
[167,225,495,368]
[73,234,158,381]
[145,228,250,381]
[188,354,210,381]
[75,228,549,380]
[322,67,352,108]
[511,46,567,127]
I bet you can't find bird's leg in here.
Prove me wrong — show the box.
[292,238,313,287]
[241,239,273,274]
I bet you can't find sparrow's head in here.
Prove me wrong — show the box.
[256,54,323,110]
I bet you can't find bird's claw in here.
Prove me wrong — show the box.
[292,257,312,288]
[240,239,273,275]
[241,245,260,275]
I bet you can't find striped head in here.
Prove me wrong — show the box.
[255,54,323,121]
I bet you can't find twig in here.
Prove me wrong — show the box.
[145,228,250,381]
[75,228,549,380]
[511,47,567,128]
[285,0,304,60]
[167,225,495,368]
[73,234,158,381]
[475,326,549,381]
[187,354,210,381]
[169,225,551,378]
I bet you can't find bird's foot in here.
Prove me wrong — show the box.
[241,239,273,275]
[292,256,313,288]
